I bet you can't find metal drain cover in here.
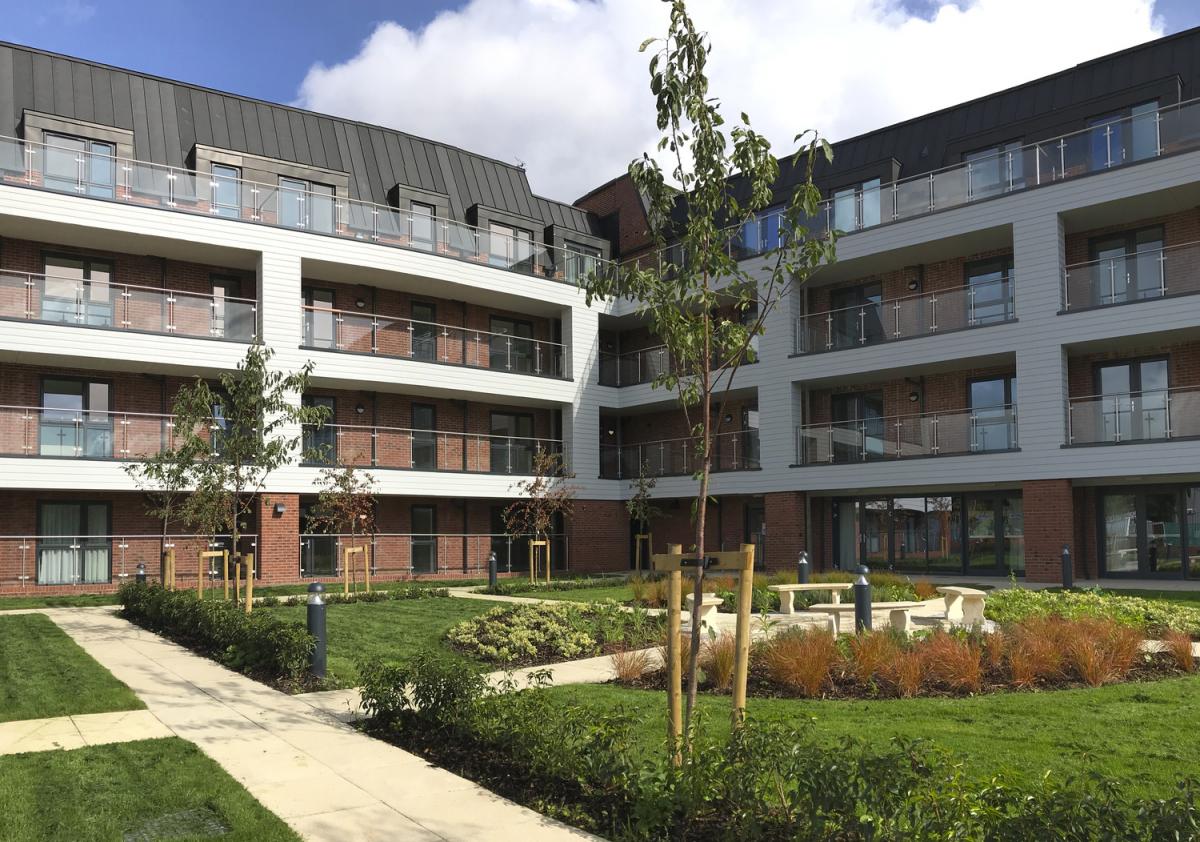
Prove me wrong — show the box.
[122,806,231,841]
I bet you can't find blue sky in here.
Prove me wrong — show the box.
[1,1,1195,200]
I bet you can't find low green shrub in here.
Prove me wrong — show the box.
[445,601,662,665]
[480,577,625,596]
[360,649,1200,841]
[274,586,450,607]
[987,587,1200,638]
[119,583,314,686]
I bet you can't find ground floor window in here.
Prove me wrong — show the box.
[832,492,1022,576]
[37,501,110,585]
[1099,486,1200,579]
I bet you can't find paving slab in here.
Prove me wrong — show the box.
[41,608,602,842]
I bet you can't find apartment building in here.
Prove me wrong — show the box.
[0,28,1199,594]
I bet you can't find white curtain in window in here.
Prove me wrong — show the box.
[38,503,78,585]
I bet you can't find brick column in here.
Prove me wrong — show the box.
[1023,479,1075,583]
[257,494,299,582]
[568,500,629,572]
[764,491,807,572]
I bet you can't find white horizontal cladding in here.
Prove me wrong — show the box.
[0,458,141,491]
[275,466,529,498]
[0,319,250,374]
[0,182,592,311]
[280,345,579,404]
[1053,294,1200,344]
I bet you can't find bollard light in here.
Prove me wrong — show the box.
[796,550,810,584]
[853,565,872,633]
[307,582,327,681]
[135,562,147,585]
[487,550,498,589]
[1061,544,1073,590]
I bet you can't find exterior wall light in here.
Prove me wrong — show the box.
[355,298,367,309]
[274,502,287,516]
[908,391,921,402]
[355,403,366,415]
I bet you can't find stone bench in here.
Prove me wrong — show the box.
[767,582,854,615]
[806,601,925,634]
[684,592,724,628]
[937,586,988,626]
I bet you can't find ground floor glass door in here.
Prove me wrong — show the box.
[1100,489,1188,577]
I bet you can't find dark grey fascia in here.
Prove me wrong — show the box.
[546,225,611,261]
[21,110,135,161]
[467,203,549,238]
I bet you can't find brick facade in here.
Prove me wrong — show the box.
[764,491,807,572]
[1022,479,1078,583]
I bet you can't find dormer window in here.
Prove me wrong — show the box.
[43,132,115,199]
[279,177,335,233]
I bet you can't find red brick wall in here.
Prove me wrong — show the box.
[1067,340,1200,398]
[1064,208,1200,264]
[1023,479,1077,583]
[764,491,806,572]
[568,500,630,572]
[574,173,652,259]
[807,365,1015,424]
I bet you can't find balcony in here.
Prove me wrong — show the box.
[0,135,613,285]
[1067,388,1200,445]
[301,306,566,379]
[599,429,759,479]
[299,532,567,577]
[795,407,1018,465]
[0,271,256,341]
[794,275,1014,354]
[597,345,671,387]
[1063,241,1200,311]
[0,405,179,460]
[302,423,562,474]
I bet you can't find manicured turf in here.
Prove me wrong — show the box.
[1106,588,1200,606]
[545,678,1200,798]
[255,578,486,597]
[0,737,298,841]
[530,585,638,603]
[262,596,510,685]
[0,593,121,611]
[0,613,142,723]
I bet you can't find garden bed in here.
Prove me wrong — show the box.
[445,601,665,666]
[620,616,1196,701]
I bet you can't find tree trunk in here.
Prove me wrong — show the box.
[683,331,713,738]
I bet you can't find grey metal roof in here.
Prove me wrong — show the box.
[0,41,600,237]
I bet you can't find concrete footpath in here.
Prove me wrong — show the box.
[43,608,600,842]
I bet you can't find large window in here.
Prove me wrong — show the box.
[303,288,336,349]
[37,501,110,585]
[411,404,436,470]
[302,396,336,465]
[491,411,534,474]
[1095,357,1169,442]
[210,275,250,340]
[832,178,881,232]
[42,254,114,327]
[833,493,1017,576]
[828,282,883,349]
[969,375,1017,452]
[40,377,111,458]
[411,301,436,361]
[1100,487,1191,577]
[300,497,337,577]
[738,206,784,255]
[410,202,435,249]
[1088,100,1159,169]
[563,241,602,283]
[1087,226,1164,306]
[211,164,241,219]
[279,177,335,233]
[489,223,534,270]
[44,133,115,198]
[830,391,884,463]
[964,256,1014,325]
[964,140,1023,197]
[490,316,535,373]
[411,505,437,573]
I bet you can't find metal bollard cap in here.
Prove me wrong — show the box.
[856,565,870,584]
[307,581,325,605]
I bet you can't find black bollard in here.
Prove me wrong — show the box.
[488,550,498,589]
[853,565,872,633]
[307,582,327,681]
[135,562,147,584]
[796,550,810,584]
[1061,544,1073,590]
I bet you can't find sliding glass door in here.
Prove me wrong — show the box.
[1100,488,1187,577]
[37,502,110,585]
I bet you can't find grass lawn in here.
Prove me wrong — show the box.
[262,596,510,686]
[545,678,1200,798]
[0,737,298,841]
[530,584,637,603]
[256,578,485,597]
[0,614,142,723]
[1104,588,1200,607]
[0,593,121,611]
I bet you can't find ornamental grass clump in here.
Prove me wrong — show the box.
[700,631,736,691]
[760,627,838,697]
[847,630,902,685]
[611,648,654,683]
[922,630,983,694]
[1163,629,1196,672]
[1064,618,1144,687]
[1006,617,1068,688]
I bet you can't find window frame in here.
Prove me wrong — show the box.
[35,499,112,585]
[211,163,242,219]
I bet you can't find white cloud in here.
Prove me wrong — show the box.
[296,0,1165,203]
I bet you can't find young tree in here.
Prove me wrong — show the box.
[174,342,329,606]
[502,449,576,577]
[309,464,378,544]
[626,461,663,570]
[582,0,836,730]
[123,430,207,580]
